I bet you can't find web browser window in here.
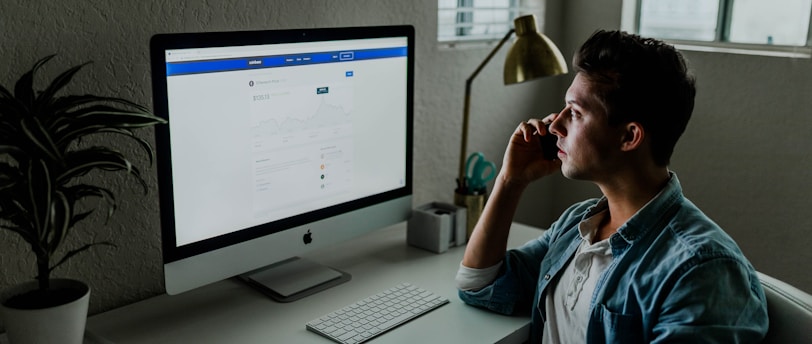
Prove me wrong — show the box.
[164,38,409,246]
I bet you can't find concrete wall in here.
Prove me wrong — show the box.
[1,0,809,326]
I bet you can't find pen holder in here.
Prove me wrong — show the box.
[407,202,467,253]
[454,191,485,240]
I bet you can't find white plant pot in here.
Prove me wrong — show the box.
[1,279,90,344]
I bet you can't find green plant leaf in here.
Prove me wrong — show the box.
[0,195,39,252]
[0,179,20,195]
[0,101,28,139]
[46,95,149,118]
[47,96,156,121]
[62,184,117,225]
[95,96,152,114]
[26,159,52,243]
[0,160,21,179]
[0,121,22,140]
[0,144,24,157]
[0,89,26,123]
[47,190,71,255]
[3,55,167,289]
[63,183,116,201]
[68,211,93,228]
[0,81,14,100]
[14,55,56,109]
[57,148,149,193]
[43,94,110,119]
[20,116,61,162]
[99,128,156,165]
[66,107,166,128]
[58,127,156,165]
[53,113,165,151]
[3,198,32,227]
[0,176,16,192]
[36,62,91,113]
[49,241,115,273]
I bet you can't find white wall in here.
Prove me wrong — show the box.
[1,0,808,326]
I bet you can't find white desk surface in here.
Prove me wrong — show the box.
[86,222,543,344]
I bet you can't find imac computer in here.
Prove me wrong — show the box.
[150,25,414,301]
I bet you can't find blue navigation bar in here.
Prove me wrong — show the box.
[166,46,407,76]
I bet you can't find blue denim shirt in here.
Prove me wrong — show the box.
[458,173,768,343]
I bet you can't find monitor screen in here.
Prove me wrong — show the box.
[151,25,414,298]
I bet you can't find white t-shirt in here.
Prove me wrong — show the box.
[455,210,612,343]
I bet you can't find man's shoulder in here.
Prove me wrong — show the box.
[642,197,755,277]
[667,198,742,254]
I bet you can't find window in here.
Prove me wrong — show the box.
[438,0,544,43]
[623,0,812,54]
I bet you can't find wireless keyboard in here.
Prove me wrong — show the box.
[305,283,449,344]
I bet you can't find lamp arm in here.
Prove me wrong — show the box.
[458,29,516,189]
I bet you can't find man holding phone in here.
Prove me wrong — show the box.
[456,30,768,343]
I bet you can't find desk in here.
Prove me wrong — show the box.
[86,222,543,343]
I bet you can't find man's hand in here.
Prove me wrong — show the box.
[501,115,562,187]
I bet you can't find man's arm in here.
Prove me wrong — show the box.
[462,117,561,269]
[461,174,528,268]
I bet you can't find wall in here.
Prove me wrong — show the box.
[0,0,559,320]
[516,0,812,292]
[674,52,812,293]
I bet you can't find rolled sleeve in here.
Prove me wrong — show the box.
[458,239,551,315]
[456,261,504,291]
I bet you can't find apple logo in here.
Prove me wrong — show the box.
[303,230,313,244]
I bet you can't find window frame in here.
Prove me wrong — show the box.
[621,0,812,58]
[438,0,545,46]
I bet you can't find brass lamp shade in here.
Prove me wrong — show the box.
[504,15,568,84]
[456,14,568,199]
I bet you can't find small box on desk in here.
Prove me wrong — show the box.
[407,202,467,253]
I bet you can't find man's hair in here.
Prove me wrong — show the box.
[573,30,696,166]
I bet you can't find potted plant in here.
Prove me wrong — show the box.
[0,55,166,343]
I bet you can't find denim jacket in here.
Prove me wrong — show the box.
[458,173,768,343]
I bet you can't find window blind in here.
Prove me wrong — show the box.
[438,0,542,43]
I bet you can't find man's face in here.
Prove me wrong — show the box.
[549,73,626,182]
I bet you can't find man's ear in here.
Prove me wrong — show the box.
[620,122,645,152]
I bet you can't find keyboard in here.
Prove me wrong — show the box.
[305,283,450,344]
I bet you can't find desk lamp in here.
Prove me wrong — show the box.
[454,14,568,236]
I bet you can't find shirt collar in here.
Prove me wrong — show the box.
[580,171,684,246]
[577,210,614,255]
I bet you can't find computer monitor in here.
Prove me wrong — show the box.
[150,25,414,301]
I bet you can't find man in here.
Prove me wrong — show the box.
[456,30,768,343]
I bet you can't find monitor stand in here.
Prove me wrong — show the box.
[238,257,351,302]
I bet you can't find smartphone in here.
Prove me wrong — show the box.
[540,125,558,160]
